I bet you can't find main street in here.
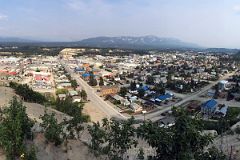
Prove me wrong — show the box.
[60,59,127,121]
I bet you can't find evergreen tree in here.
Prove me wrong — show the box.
[89,74,98,86]
[130,81,137,91]
[137,148,144,160]
[138,88,145,98]
[26,146,37,160]
[119,87,128,97]
[146,75,154,85]
[99,77,104,86]
[80,89,87,101]
[0,97,33,159]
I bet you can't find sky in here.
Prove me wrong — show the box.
[0,0,240,48]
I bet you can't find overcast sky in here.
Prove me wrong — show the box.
[0,0,240,48]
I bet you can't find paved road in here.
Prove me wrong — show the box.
[60,59,127,121]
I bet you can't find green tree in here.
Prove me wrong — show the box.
[0,97,33,159]
[88,122,106,156]
[137,108,224,160]
[88,117,137,160]
[70,79,78,89]
[167,72,173,83]
[55,97,90,139]
[25,146,37,160]
[235,125,240,138]
[40,111,63,146]
[138,88,145,98]
[80,89,87,101]
[137,148,144,160]
[9,82,46,104]
[214,89,219,99]
[89,74,98,86]
[99,77,104,86]
[196,146,226,160]
[119,87,128,97]
[35,68,40,72]
[56,88,68,95]
[154,83,166,95]
[146,75,154,85]
[130,81,137,91]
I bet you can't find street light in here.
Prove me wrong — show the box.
[142,110,147,121]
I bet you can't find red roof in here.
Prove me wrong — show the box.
[8,72,17,75]
[0,70,17,75]
[35,75,49,81]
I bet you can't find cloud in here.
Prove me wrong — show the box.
[65,0,113,14]
[0,14,7,20]
[66,0,88,11]
[67,0,108,11]
[233,5,240,13]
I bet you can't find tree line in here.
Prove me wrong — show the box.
[9,82,47,104]
[88,108,227,160]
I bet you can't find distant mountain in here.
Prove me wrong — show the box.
[0,37,36,43]
[0,35,200,49]
[205,48,240,54]
[76,35,200,49]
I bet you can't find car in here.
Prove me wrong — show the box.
[161,112,167,116]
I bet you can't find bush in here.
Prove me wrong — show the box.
[56,88,68,95]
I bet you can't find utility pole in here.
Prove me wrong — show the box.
[229,145,233,160]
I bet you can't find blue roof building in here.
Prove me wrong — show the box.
[155,93,172,102]
[201,99,218,115]
[75,67,85,72]
[142,86,149,91]
[82,73,90,78]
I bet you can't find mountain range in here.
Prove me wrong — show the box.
[76,36,200,49]
[0,35,200,49]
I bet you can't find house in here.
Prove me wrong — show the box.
[214,104,228,117]
[129,96,138,103]
[82,73,90,81]
[202,130,218,137]
[142,85,149,91]
[68,90,78,97]
[110,95,130,106]
[159,116,175,127]
[100,85,120,97]
[207,89,215,97]
[155,93,172,102]
[218,80,231,91]
[73,96,81,103]
[57,83,72,89]
[201,99,218,116]
[130,103,143,113]
[58,94,66,100]
[75,67,85,73]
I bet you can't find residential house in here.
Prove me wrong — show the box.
[100,85,120,97]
